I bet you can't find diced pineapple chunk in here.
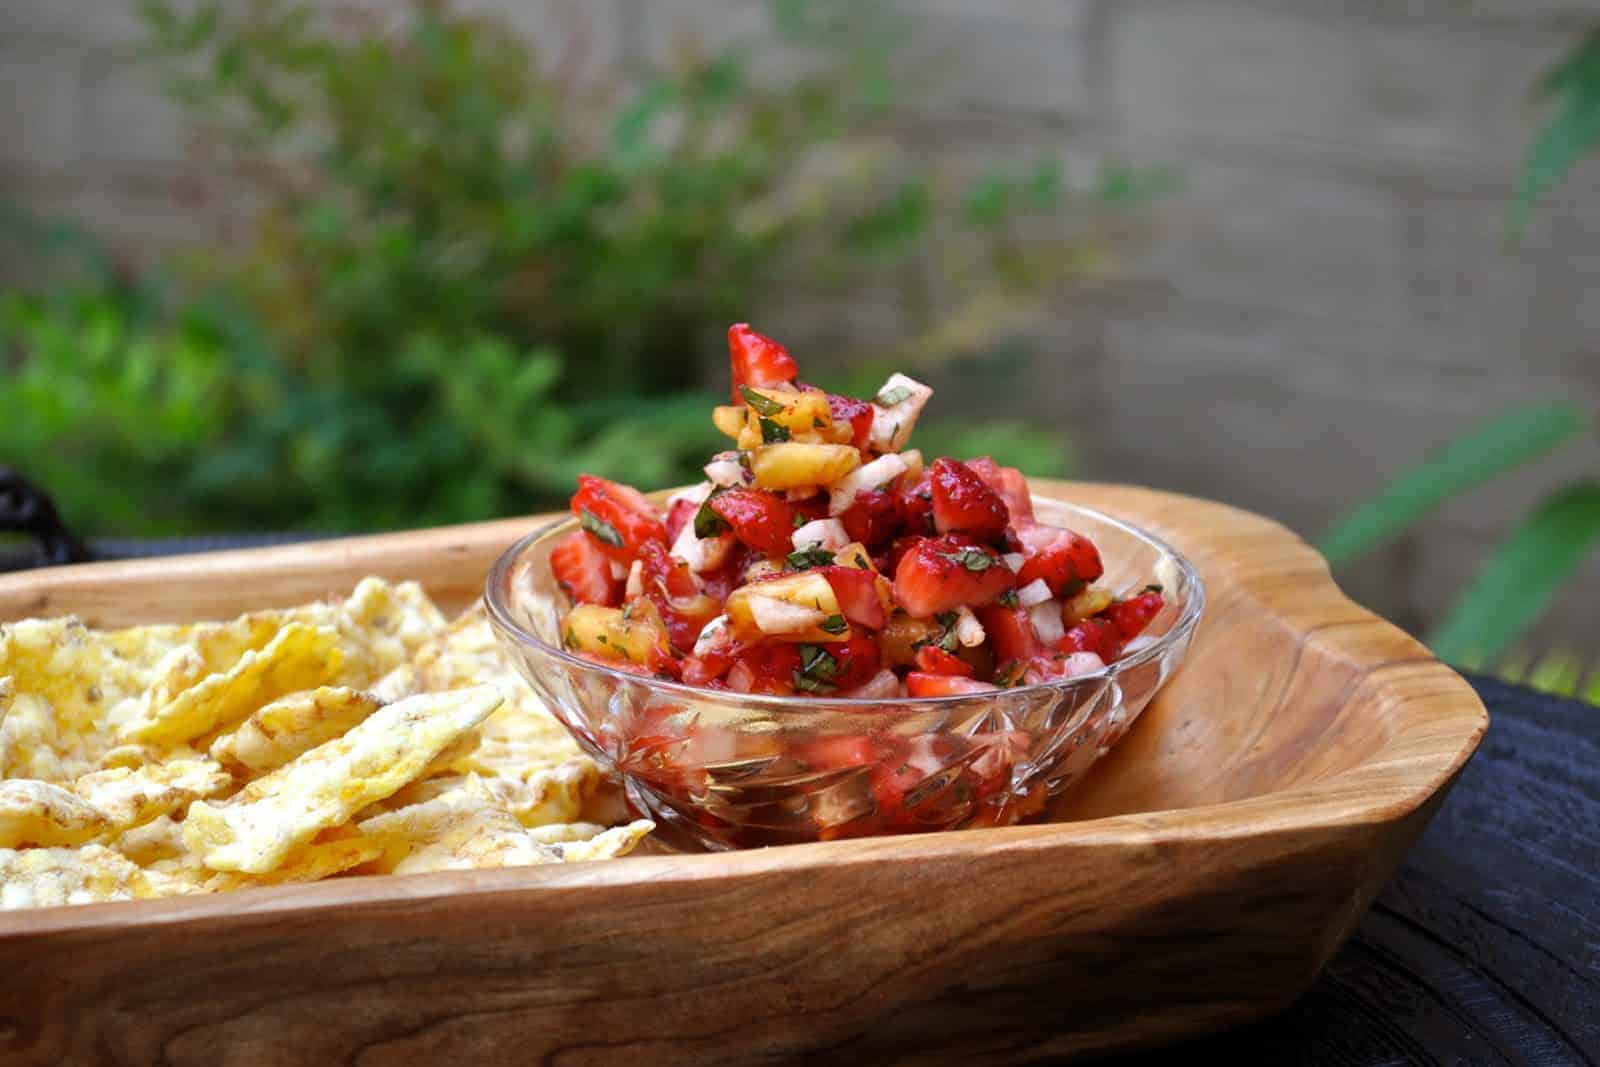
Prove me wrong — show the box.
[740,387,835,442]
[832,541,876,573]
[725,572,848,642]
[563,602,671,666]
[712,406,748,438]
[750,443,860,491]
[879,613,942,668]
[1062,585,1115,624]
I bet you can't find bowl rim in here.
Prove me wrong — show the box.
[482,488,1207,707]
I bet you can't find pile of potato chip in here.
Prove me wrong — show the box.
[0,578,652,910]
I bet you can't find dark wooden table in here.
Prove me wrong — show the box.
[3,541,1596,1065]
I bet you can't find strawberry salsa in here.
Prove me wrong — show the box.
[549,324,1166,699]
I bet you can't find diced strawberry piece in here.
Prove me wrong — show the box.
[708,488,800,556]
[730,642,804,695]
[1057,618,1123,661]
[665,497,698,543]
[635,539,716,652]
[638,539,700,599]
[791,494,831,525]
[682,647,740,687]
[1015,524,1104,596]
[892,537,1016,618]
[826,393,875,449]
[820,565,888,629]
[727,324,799,402]
[930,458,1010,542]
[1104,590,1165,640]
[549,530,622,606]
[1023,652,1106,685]
[914,645,974,677]
[883,535,927,576]
[896,474,936,536]
[839,488,900,548]
[827,636,883,691]
[906,673,1001,697]
[803,733,884,770]
[699,545,753,603]
[964,456,1034,523]
[974,604,1040,665]
[570,475,667,563]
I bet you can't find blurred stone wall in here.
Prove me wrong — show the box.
[3,0,1598,648]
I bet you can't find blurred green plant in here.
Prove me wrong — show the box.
[1316,402,1599,675]
[1318,30,1600,700]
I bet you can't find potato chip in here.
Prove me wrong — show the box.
[544,819,654,863]
[525,821,611,845]
[357,776,560,875]
[209,686,383,776]
[204,832,384,892]
[0,619,184,780]
[0,845,165,909]
[182,685,502,873]
[111,814,188,866]
[0,779,111,847]
[316,578,447,687]
[125,623,344,747]
[72,758,232,830]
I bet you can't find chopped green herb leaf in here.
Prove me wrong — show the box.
[998,589,1019,608]
[1142,583,1164,594]
[564,628,577,649]
[797,644,840,680]
[792,673,839,694]
[596,635,608,645]
[694,494,730,538]
[793,513,808,528]
[820,614,848,635]
[934,611,958,628]
[785,544,835,571]
[939,629,960,653]
[579,509,624,549]
[739,386,786,416]
[813,416,826,428]
[876,384,914,407]
[938,548,997,572]
[759,417,791,443]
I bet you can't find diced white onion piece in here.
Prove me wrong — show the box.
[1016,578,1052,608]
[841,669,900,700]
[671,521,732,574]
[827,453,909,515]
[667,480,714,508]
[693,614,737,657]
[792,518,850,553]
[608,559,628,581]
[953,605,986,647]
[704,454,747,488]
[1059,651,1105,677]
[1030,600,1066,645]
[898,449,924,482]
[1001,552,1025,573]
[867,373,934,453]
[743,558,783,583]
[1016,522,1066,554]
[624,559,644,599]
[748,595,826,635]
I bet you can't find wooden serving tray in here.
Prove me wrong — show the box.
[0,481,1488,1066]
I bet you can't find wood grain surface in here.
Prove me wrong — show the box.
[0,481,1489,1066]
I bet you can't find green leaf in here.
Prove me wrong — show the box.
[740,385,784,416]
[758,416,790,443]
[1317,402,1590,567]
[579,508,624,548]
[1509,30,1600,237]
[786,544,834,570]
[1427,480,1600,666]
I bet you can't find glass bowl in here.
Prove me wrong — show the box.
[484,493,1205,852]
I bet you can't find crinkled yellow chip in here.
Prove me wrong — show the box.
[111,813,188,866]
[0,845,165,909]
[357,777,560,875]
[486,759,600,829]
[125,623,344,747]
[317,577,447,687]
[182,685,502,873]
[0,779,111,847]
[72,758,232,830]
[545,819,654,863]
[204,832,384,892]
[209,686,383,776]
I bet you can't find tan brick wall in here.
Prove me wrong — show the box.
[3,0,1598,650]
